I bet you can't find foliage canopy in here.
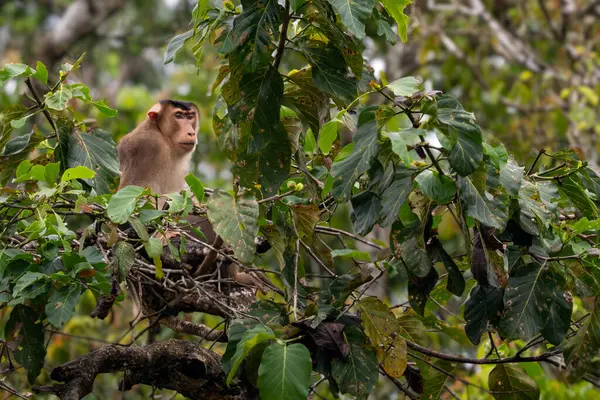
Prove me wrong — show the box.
[1,1,599,399]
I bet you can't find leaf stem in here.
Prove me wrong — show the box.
[24,77,58,136]
[526,148,546,175]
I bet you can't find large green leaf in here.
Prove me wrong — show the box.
[378,166,414,227]
[12,272,46,297]
[464,284,504,344]
[421,360,455,400]
[299,41,358,106]
[564,296,600,381]
[232,129,291,196]
[331,326,379,399]
[558,176,598,219]
[500,157,524,197]
[225,65,284,153]
[227,325,275,385]
[257,343,312,400]
[45,284,82,327]
[518,180,557,235]
[164,29,193,64]
[437,96,483,176]
[67,129,120,193]
[331,120,379,202]
[5,305,46,384]
[328,0,376,40]
[107,185,145,224]
[458,175,508,230]
[415,170,456,204]
[207,190,259,263]
[284,69,330,135]
[387,76,420,97]
[351,191,381,235]
[380,0,411,42]
[488,364,540,400]
[225,0,280,71]
[499,263,573,344]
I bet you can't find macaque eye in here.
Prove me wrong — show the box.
[187,114,195,120]
[175,112,184,119]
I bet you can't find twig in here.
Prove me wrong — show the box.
[273,0,291,70]
[315,226,384,250]
[24,77,58,136]
[300,240,336,276]
[526,148,546,175]
[258,189,295,204]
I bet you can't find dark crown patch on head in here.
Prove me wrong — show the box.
[159,99,195,111]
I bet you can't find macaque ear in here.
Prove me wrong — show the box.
[147,103,162,121]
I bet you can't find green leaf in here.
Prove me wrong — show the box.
[351,191,381,235]
[233,130,292,196]
[378,167,414,227]
[358,297,398,345]
[164,29,194,64]
[558,176,598,219]
[139,209,166,224]
[427,238,465,296]
[227,325,275,385]
[464,284,504,344]
[207,190,259,263]
[291,204,320,238]
[331,248,371,262]
[10,114,32,129]
[500,157,524,197]
[489,364,540,400]
[564,296,600,381]
[31,61,48,84]
[61,165,96,182]
[92,100,118,117]
[458,175,508,230]
[67,129,120,194]
[107,185,145,224]
[422,360,455,400]
[387,76,420,97]
[45,85,73,110]
[225,0,281,71]
[113,241,135,280]
[328,0,377,40]
[380,0,412,42]
[394,236,431,278]
[225,65,284,153]
[258,343,312,400]
[499,263,573,344]
[5,305,46,384]
[45,284,82,327]
[415,170,456,204]
[299,42,358,106]
[13,272,46,297]
[331,325,378,399]
[185,173,205,204]
[318,119,341,155]
[408,265,438,316]
[44,162,61,185]
[436,97,483,176]
[332,121,379,202]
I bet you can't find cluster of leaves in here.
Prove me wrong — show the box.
[1,1,600,399]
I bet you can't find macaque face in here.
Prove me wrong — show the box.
[149,100,199,154]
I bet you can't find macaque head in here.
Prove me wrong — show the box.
[147,99,199,154]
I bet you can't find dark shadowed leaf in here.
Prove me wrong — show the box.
[428,238,465,296]
[564,297,600,381]
[378,167,415,227]
[464,284,504,344]
[458,175,508,230]
[422,360,455,400]
[489,364,540,400]
[408,266,438,316]
[331,326,378,400]
[164,29,194,64]
[331,121,379,202]
[5,305,46,384]
[499,263,573,344]
[415,170,456,204]
[351,191,381,235]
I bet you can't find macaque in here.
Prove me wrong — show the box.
[117,99,268,290]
